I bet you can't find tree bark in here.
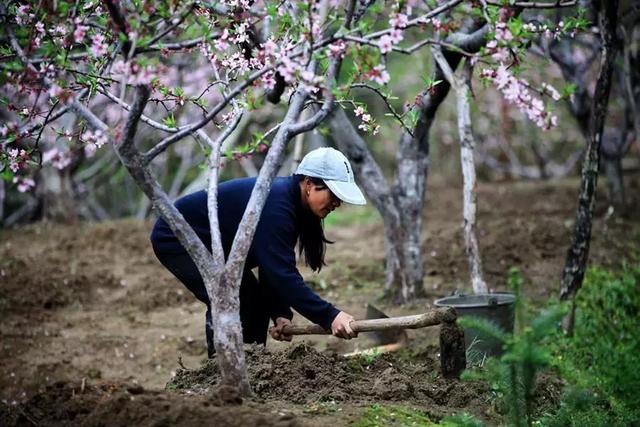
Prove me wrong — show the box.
[560,0,619,305]
[36,166,79,223]
[0,179,4,224]
[433,48,488,294]
[603,156,625,209]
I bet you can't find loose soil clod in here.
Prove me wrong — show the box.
[169,343,493,419]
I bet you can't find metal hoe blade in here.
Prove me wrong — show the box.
[365,303,408,345]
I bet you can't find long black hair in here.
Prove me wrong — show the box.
[294,174,333,272]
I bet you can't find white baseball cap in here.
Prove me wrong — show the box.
[295,147,367,205]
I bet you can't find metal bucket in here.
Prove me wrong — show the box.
[434,293,516,358]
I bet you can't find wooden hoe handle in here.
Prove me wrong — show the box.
[281,307,456,335]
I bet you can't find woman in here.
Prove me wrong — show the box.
[150,147,367,357]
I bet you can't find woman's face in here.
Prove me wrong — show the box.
[305,179,342,218]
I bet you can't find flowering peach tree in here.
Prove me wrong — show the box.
[1,0,588,390]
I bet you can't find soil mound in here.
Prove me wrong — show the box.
[0,381,296,427]
[169,343,491,416]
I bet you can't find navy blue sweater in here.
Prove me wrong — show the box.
[150,176,340,330]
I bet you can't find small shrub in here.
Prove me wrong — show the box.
[541,265,640,426]
[460,268,566,427]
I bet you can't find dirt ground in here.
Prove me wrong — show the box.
[1,175,638,426]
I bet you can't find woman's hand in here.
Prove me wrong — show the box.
[331,311,358,340]
[269,317,293,342]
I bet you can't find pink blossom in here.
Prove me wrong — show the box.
[15,5,30,25]
[82,130,108,149]
[378,35,393,54]
[389,13,408,29]
[389,29,404,44]
[262,72,276,90]
[361,113,371,123]
[277,56,302,83]
[358,123,368,131]
[7,148,21,172]
[483,65,558,131]
[494,64,511,89]
[372,125,380,135]
[495,22,513,42]
[541,82,561,101]
[13,177,35,192]
[91,34,108,57]
[35,22,45,34]
[368,64,390,85]
[48,84,64,98]
[43,148,72,170]
[234,23,249,44]
[491,47,510,62]
[328,40,347,59]
[74,24,88,43]
[84,142,97,157]
[215,37,230,51]
[300,70,323,94]
[263,39,278,57]
[354,106,364,117]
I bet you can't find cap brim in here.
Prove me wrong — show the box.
[325,180,367,205]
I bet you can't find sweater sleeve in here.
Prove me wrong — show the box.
[253,215,340,330]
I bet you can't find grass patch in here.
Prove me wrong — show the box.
[324,203,381,229]
[352,404,434,427]
[353,405,485,427]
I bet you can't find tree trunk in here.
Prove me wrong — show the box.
[326,107,421,302]
[603,157,625,209]
[432,49,487,294]
[0,178,4,224]
[561,0,619,306]
[392,131,428,301]
[455,65,487,294]
[37,166,79,224]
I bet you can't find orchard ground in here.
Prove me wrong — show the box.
[1,175,639,426]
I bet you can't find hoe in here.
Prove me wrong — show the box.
[282,305,466,378]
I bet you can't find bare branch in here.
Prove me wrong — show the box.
[485,0,577,8]
[344,35,475,57]
[98,87,184,133]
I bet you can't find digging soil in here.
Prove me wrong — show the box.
[1,176,638,425]
[169,343,493,417]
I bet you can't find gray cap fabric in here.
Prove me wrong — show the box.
[295,147,367,205]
